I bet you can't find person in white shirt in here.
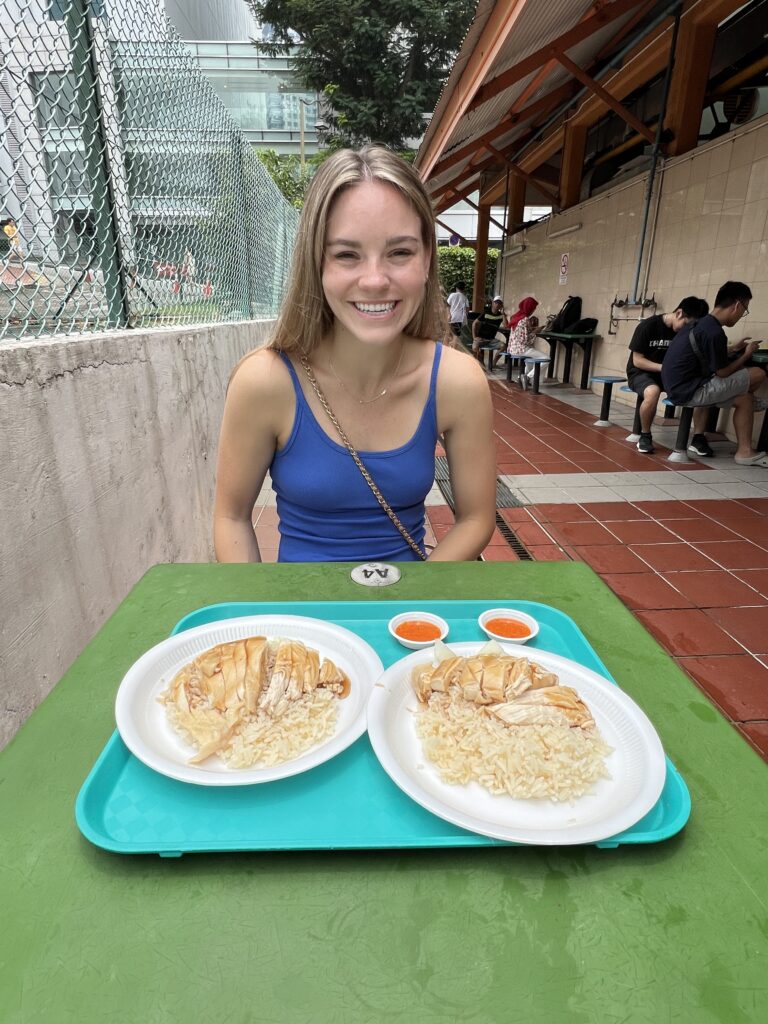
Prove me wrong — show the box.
[446,280,469,336]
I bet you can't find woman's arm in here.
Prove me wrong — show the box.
[213,350,289,563]
[431,347,497,561]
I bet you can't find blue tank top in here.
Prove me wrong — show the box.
[271,344,442,562]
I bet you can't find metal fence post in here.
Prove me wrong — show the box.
[233,131,255,320]
[64,0,129,328]
[1,0,298,340]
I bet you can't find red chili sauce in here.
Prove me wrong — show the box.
[394,619,443,642]
[484,617,531,640]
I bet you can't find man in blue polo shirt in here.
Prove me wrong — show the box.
[661,281,767,465]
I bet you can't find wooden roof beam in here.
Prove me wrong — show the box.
[507,3,611,113]
[461,196,509,236]
[467,0,648,114]
[484,142,559,203]
[432,133,558,212]
[592,0,661,60]
[555,51,655,143]
[432,81,576,178]
[435,218,475,249]
[511,14,678,176]
[418,0,532,179]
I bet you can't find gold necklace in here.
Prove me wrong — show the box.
[328,342,405,405]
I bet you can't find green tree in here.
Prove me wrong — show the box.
[438,246,499,309]
[256,146,346,209]
[248,1,476,148]
[255,148,317,209]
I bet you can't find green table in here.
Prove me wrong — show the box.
[537,330,600,389]
[2,562,767,1023]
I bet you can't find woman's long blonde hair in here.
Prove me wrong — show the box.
[268,146,448,353]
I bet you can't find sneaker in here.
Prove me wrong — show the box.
[519,373,528,391]
[688,434,714,457]
[637,433,655,454]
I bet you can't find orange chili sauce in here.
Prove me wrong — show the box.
[484,617,531,639]
[394,620,443,642]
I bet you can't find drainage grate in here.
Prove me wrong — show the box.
[495,479,523,508]
[434,456,523,510]
[433,455,454,506]
[434,456,532,559]
[494,512,533,560]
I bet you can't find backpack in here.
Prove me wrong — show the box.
[550,295,582,333]
[567,317,598,335]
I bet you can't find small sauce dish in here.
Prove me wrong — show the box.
[388,611,449,650]
[478,608,539,645]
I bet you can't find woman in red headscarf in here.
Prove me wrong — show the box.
[505,296,540,388]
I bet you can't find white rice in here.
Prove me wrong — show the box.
[415,693,612,801]
[221,688,338,768]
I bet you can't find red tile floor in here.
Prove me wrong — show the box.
[253,376,768,762]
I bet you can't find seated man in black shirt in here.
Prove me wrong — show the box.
[661,280,767,465]
[472,296,507,363]
[627,296,708,453]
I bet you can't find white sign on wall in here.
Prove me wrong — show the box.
[559,252,569,285]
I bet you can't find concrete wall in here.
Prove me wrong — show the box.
[500,115,768,420]
[0,320,273,748]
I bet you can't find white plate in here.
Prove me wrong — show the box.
[366,642,666,845]
[115,615,383,786]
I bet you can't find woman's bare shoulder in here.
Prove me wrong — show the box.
[229,346,293,397]
[438,341,490,389]
[435,341,491,426]
[224,347,297,435]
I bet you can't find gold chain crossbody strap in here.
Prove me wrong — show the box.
[299,354,427,561]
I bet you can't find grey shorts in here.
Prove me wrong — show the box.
[689,368,750,406]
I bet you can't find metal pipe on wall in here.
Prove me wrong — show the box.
[631,5,682,303]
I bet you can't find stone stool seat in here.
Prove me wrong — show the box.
[619,385,677,442]
[590,375,626,426]
[523,356,551,395]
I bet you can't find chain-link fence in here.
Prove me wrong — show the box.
[0,0,299,341]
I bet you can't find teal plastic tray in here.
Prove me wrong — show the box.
[76,600,691,856]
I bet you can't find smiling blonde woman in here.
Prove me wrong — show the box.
[214,145,496,564]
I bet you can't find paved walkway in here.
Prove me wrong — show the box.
[253,370,768,762]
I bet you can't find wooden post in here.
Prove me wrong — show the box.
[560,122,588,209]
[506,174,526,234]
[665,18,718,157]
[472,201,491,313]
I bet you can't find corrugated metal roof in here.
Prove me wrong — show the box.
[416,0,661,207]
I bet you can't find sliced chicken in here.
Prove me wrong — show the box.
[412,656,464,702]
[318,657,351,698]
[514,686,594,728]
[162,635,350,762]
[260,640,304,712]
[414,653,556,705]
[487,702,571,728]
[489,686,595,730]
